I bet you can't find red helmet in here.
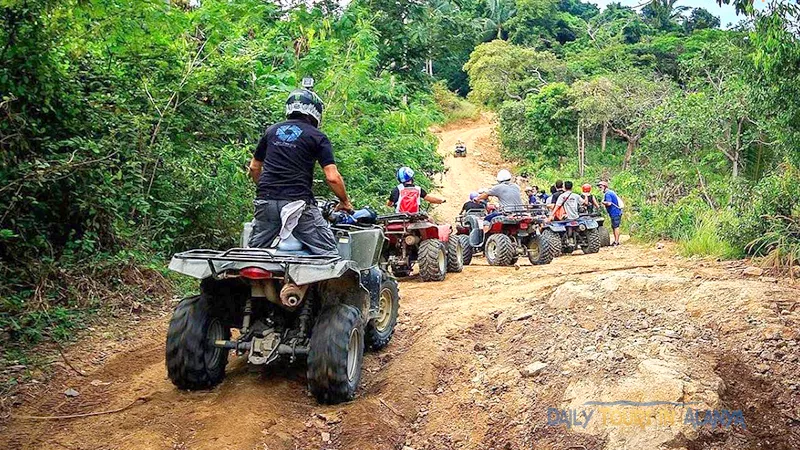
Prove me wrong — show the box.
[582,184,591,193]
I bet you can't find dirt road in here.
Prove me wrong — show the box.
[3,117,799,450]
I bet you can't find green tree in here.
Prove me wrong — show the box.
[571,72,674,169]
[684,8,721,32]
[464,40,567,106]
[481,0,517,39]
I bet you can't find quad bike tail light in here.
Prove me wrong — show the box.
[240,267,273,280]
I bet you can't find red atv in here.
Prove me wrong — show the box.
[474,204,557,266]
[377,212,464,281]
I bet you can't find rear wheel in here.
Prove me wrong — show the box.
[598,226,611,247]
[418,239,447,281]
[166,294,230,390]
[446,237,464,273]
[457,235,473,266]
[541,229,563,258]
[366,278,400,351]
[528,235,554,265]
[307,304,364,404]
[485,234,515,266]
[583,228,601,254]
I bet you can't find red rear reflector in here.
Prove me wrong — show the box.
[240,267,272,279]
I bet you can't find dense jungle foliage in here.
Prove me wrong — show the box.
[0,0,796,357]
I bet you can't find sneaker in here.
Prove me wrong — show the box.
[612,241,620,247]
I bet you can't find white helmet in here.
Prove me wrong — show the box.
[496,169,512,183]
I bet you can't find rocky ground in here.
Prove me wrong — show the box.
[1,117,798,449]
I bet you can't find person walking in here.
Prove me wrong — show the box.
[598,180,623,246]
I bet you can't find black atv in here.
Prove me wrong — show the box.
[542,216,601,257]
[165,205,399,404]
[454,143,467,157]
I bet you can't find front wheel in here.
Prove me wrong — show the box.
[446,237,464,273]
[527,235,554,265]
[541,229,563,258]
[583,228,601,254]
[485,234,516,266]
[418,239,447,281]
[366,278,400,351]
[166,294,230,390]
[307,304,364,404]
[598,226,611,247]
[457,234,473,266]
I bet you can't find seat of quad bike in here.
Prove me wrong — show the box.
[270,234,313,256]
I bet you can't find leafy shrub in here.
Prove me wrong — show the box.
[432,81,479,123]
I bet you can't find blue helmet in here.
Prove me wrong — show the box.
[397,167,415,183]
[469,191,479,201]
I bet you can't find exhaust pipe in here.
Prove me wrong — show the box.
[280,282,308,308]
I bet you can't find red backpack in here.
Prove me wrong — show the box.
[397,184,421,213]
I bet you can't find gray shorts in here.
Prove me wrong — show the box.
[248,199,338,256]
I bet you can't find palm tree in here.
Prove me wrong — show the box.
[482,0,516,40]
[642,0,689,30]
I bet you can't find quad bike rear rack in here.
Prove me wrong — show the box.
[173,248,341,265]
[500,204,549,216]
[376,212,429,222]
[169,248,351,283]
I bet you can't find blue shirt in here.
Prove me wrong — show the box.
[603,190,622,217]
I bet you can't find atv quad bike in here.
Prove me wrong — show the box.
[376,212,464,281]
[543,216,601,257]
[166,206,399,405]
[454,143,467,157]
[469,205,557,266]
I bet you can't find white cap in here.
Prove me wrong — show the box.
[497,169,512,182]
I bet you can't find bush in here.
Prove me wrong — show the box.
[432,81,479,123]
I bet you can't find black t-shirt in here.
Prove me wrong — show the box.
[550,189,564,205]
[253,119,335,201]
[388,184,427,204]
[461,200,484,213]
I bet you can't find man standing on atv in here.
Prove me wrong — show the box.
[387,167,446,213]
[247,88,353,255]
[598,180,623,246]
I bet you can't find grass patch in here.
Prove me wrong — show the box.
[433,81,479,123]
[679,213,740,259]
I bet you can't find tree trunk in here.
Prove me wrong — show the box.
[623,139,635,170]
[577,124,584,176]
[601,122,607,154]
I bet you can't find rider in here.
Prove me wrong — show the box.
[387,167,445,213]
[581,183,600,214]
[461,192,485,213]
[551,180,585,221]
[248,87,352,255]
[477,169,524,230]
